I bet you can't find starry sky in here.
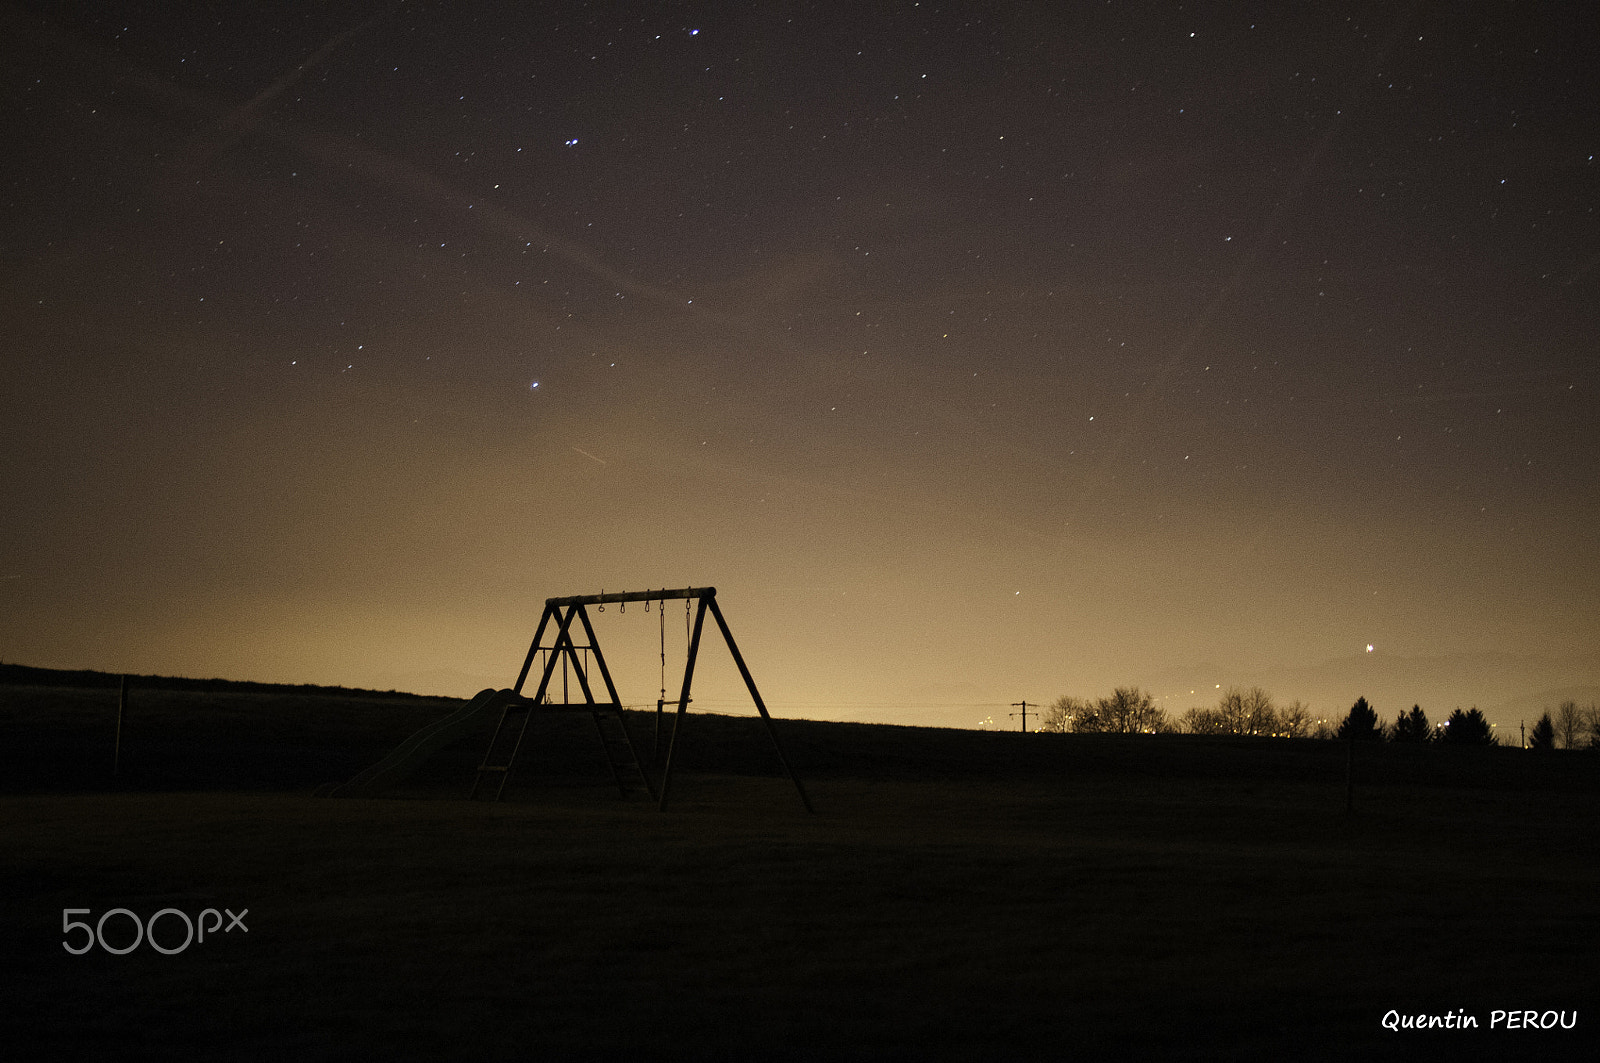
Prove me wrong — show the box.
[4,1,1598,730]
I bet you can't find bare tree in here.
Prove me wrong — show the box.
[1279,700,1313,738]
[1179,705,1225,734]
[1553,700,1584,749]
[1041,689,1166,733]
[1214,689,1250,733]
[1240,687,1277,735]
[1207,687,1277,735]
[1094,686,1166,733]
[1181,688,1300,736]
[1037,695,1088,734]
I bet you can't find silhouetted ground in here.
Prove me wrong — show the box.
[3,671,1596,1060]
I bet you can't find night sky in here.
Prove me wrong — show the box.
[4,1,1597,730]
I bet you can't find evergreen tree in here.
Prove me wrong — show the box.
[1336,697,1384,741]
[1392,704,1432,742]
[1439,707,1497,746]
[1528,712,1555,752]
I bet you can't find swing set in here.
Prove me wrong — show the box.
[470,587,812,812]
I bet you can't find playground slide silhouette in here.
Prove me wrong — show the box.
[320,687,514,797]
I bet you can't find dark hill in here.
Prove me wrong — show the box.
[3,664,1596,799]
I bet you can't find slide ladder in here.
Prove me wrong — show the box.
[591,706,654,800]
[470,697,653,802]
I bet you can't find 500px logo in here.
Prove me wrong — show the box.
[62,907,248,955]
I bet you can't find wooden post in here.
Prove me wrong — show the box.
[114,675,127,777]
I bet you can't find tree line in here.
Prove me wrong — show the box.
[1036,687,1314,737]
[1339,696,1600,749]
[1037,687,1600,749]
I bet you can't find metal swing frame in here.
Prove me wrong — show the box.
[470,587,812,812]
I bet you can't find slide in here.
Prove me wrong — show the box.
[321,687,516,797]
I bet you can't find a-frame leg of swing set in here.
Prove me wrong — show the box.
[545,608,614,791]
[510,602,558,696]
[569,603,656,801]
[706,594,813,814]
[655,595,814,814]
[477,601,656,803]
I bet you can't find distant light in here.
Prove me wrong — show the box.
[530,381,540,389]
[1366,644,1374,653]
[565,138,578,146]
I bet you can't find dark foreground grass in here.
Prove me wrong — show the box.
[3,680,1597,1060]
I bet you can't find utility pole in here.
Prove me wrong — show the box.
[1010,701,1034,733]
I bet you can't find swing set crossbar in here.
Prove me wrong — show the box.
[545,586,712,607]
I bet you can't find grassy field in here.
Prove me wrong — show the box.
[3,674,1597,1060]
